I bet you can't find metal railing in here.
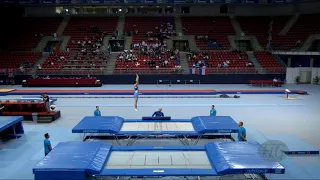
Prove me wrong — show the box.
[24,67,286,75]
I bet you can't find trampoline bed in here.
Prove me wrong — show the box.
[72,116,239,145]
[33,141,285,180]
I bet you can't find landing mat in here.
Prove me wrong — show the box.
[9,89,307,95]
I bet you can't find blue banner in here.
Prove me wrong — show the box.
[268,0,294,3]
[1,0,263,4]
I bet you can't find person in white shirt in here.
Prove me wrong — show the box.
[273,78,278,82]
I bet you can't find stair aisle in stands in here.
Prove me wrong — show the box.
[179,52,190,74]
[174,15,183,36]
[30,53,50,75]
[116,16,125,36]
[229,16,243,36]
[106,52,119,74]
[56,16,70,37]
[246,51,264,74]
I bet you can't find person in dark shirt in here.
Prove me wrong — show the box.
[0,104,4,116]
[152,108,164,117]
[43,92,50,113]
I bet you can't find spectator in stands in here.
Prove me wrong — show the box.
[223,61,228,67]
[43,93,50,113]
[273,77,279,87]
[44,133,52,156]
[238,122,247,141]
[245,62,253,67]
[94,106,101,116]
[296,40,301,47]
[19,66,25,73]
[210,105,217,116]
[152,108,164,117]
[176,56,180,63]
[218,63,222,68]
[0,104,4,116]
[273,77,278,82]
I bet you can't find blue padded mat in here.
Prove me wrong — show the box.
[72,116,124,133]
[266,134,319,155]
[72,116,239,135]
[33,142,285,180]
[33,141,111,180]
[206,142,285,174]
[192,116,239,133]
[0,116,24,134]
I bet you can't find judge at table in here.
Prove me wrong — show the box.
[152,108,164,117]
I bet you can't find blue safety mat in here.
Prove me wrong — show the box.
[192,116,239,133]
[0,116,24,134]
[72,116,124,133]
[72,116,239,135]
[266,134,319,155]
[33,141,285,180]
[206,142,285,174]
[33,141,111,180]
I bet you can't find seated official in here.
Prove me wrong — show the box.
[152,108,164,117]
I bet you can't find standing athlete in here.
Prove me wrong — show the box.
[210,105,217,116]
[134,74,139,111]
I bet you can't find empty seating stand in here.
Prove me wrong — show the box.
[237,16,271,48]
[0,52,42,72]
[272,14,320,50]
[7,17,62,51]
[124,16,175,44]
[181,17,234,50]
[1,101,61,123]
[63,17,118,51]
[254,51,285,73]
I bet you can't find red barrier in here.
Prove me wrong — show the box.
[2,102,46,112]
[27,77,97,85]
[249,80,284,87]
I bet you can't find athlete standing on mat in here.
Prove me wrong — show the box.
[134,74,139,111]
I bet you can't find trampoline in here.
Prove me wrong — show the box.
[72,116,239,145]
[33,141,285,180]
[0,116,24,139]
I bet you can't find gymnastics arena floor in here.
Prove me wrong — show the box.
[0,84,320,180]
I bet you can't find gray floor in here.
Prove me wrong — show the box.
[0,84,319,180]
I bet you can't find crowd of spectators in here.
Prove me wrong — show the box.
[118,21,180,71]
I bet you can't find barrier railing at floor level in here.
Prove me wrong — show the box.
[0,67,286,75]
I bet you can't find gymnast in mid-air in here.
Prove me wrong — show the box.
[134,74,139,111]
